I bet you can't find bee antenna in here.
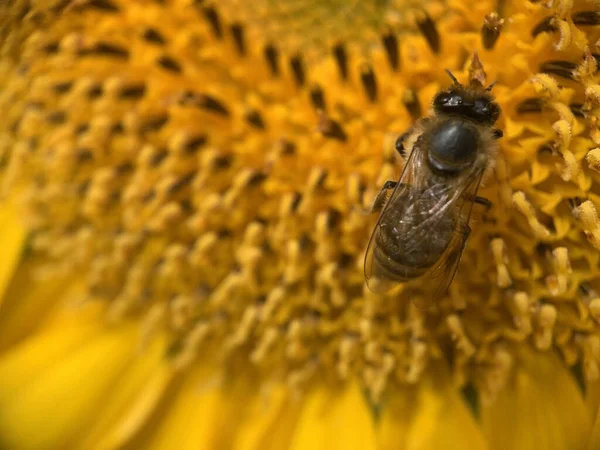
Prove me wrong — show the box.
[485,80,498,91]
[444,69,460,85]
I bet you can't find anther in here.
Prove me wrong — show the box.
[230,23,246,56]
[360,64,378,102]
[318,113,347,141]
[306,167,328,191]
[540,60,577,80]
[119,83,146,100]
[250,327,279,364]
[490,238,511,287]
[244,109,266,130]
[573,11,600,26]
[179,91,230,116]
[402,88,421,120]
[264,44,279,76]
[569,103,586,118]
[512,191,552,239]
[534,304,557,350]
[582,335,600,381]
[260,286,285,322]
[532,17,557,37]
[586,148,600,173]
[578,201,600,249]
[531,74,561,100]
[290,54,305,87]
[142,27,166,45]
[406,341,428,383]
[482,12,504,50]
[381,28,399,70]
[53,81,74,94]
[157,55,182,73]
[554,19,572,51]
[590,299,600,323]
[140,114,169,133]
[79,42,129,60]
[309,84,326,110]
[546,247,571,295]
[189,232,218,267]
[516,98,544,114]
[337,335,358,379]
[552,119,572,150]
[201,6,223,39]
[416,13,440,54]
[447,315,476,357]
[332,42,349,80]
[512,292,532,335]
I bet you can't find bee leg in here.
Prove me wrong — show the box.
[474,196,492,211]
[370,180,398,213]
[492,129,503,140]
[395,132,411,159]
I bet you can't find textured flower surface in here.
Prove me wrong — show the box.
[1,0,600,449]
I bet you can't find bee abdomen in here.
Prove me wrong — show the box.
[373,244,429,281]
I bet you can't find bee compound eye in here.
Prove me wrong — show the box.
[434,91,464,113]
[473,98,500,124]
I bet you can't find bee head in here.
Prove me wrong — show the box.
[433,77,500,126]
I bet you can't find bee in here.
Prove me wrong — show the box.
[364,64,503,306]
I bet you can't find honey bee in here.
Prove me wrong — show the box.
[364,64,503,306]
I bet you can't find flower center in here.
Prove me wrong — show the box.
[2,0,600,404]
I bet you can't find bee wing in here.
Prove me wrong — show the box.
[364,147,423,294]
[411,169,485,309]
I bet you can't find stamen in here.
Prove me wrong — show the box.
[230,23,246,56]
[416,12,440,54]
[490,238,512,287]
[511,292,533,336]
[318,113,348,141]
[263,44,280,76]
[402,88,421,120]
[573,11,600,26]
[310,84,326,110]
[512,192,552,239]
[577,201,600,250]
[546,247,571,296]
[289,53,305,87]
[360,63,377,102]
[332,42,349,80]
[381,28,399,70]
[535,304,557,350]
[481,12,504,50]
[586,148,600,173]
[201,6,223,39]
[447,315,476,358]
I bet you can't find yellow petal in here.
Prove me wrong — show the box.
[590,407,600,450]
[482,351,591,450]
[233,386,305,450]
[0,261,74,351]
[289,383,377,450]
[0,321,138,450]
[0,202,27,306]
[0,303,105,402]
[379,368,488,450]
[74,334,173,450]
[141,367,252,450]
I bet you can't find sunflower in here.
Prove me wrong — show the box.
[1,0,600,448]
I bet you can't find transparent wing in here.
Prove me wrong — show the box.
[364,146,424,294]
[411,169,485,309]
